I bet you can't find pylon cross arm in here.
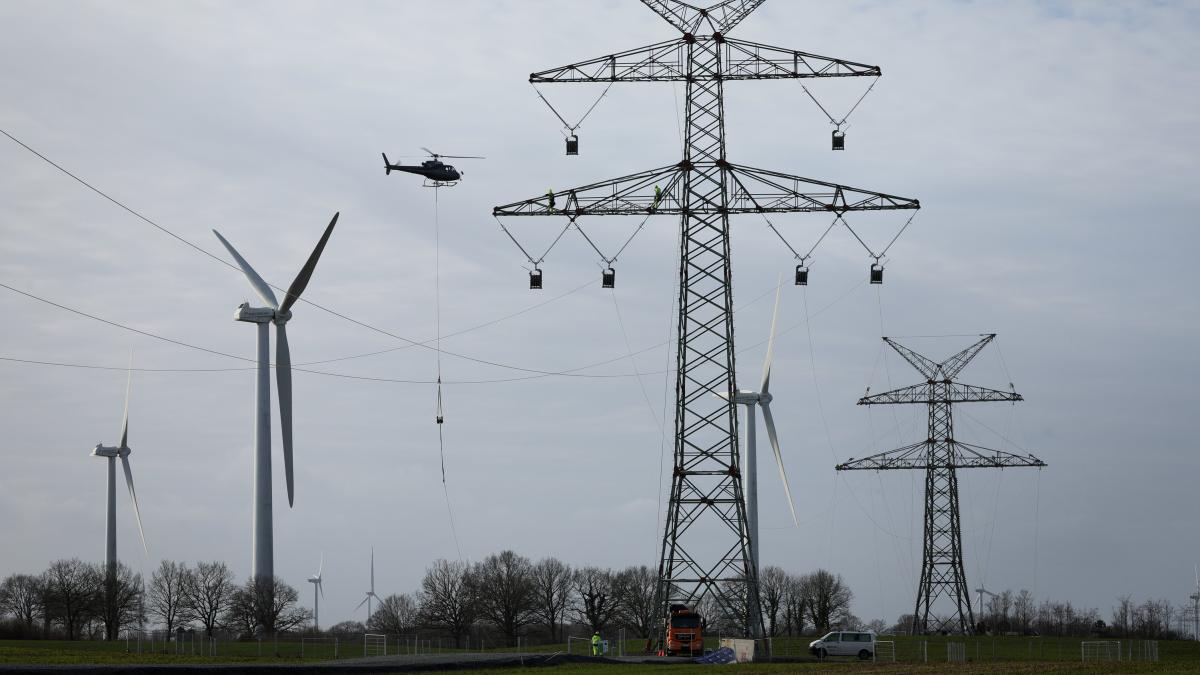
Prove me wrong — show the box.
[836,440,1046,471]
[529,37,879,84]
[857,382,1022,405]
[491,163,918,218]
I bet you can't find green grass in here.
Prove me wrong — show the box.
[1,635,1198,669]
[0,637,342,665]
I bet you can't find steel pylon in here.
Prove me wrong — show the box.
[493,0,920,642]
[837,335,1046,635]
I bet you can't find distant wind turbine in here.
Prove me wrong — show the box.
[90,354,147,576]
[355,547,380,624]
[723,282,799,573]
[212,213,338,582]
[307,554,324,632]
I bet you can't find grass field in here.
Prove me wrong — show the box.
[1,634,1198,671]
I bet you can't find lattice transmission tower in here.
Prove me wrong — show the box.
[837,335,1046,635]
[493,1,920,639]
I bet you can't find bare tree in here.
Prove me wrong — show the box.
[0,574,45,633]
[184,561,235,638]
[572,566,618,633]
[613,565,657,638]
[474,550,535,646]
[759,566,788,636]
[148,560,190,640]
[370,593,419,634]
[328,620,365,635]
[529,557,573,641]
[1112,594,1134,637]
[225,576,311,636]
[100,562,143,640]
[1014,589,1034,634]
[417,559,477,647]
[799,570,852,631]
[42,559,102,639]
[783,575,807,636]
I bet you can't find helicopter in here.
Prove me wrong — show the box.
[382,147,484,186]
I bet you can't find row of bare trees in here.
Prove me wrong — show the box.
[0,559,309,640]
[879,589,1193,639]
[340,554,857,647]
[344,553,660,647]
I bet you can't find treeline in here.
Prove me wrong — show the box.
[889,589,1192,640]
[0,559,309,641]
[338,555,858,647]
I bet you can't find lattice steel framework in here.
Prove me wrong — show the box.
[836,335,1045,635]
[493,0,920,640]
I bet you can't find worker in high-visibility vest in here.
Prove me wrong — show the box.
[653,184,662,210]
[591,631,602,656]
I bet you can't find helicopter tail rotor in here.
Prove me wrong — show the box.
[382,153,392,175]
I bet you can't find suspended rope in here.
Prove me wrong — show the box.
[799,76,880,148]
[532,80,616,136]
[573,212,654,267]
[492,214,574,269]
[433,186,463,561]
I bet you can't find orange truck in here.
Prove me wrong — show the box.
[664,604,705,656]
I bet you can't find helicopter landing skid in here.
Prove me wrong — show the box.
[423,179,459,188]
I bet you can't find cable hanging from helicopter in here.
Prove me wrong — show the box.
[761,209,917,286]
[798,75,880,151]
[531,80,616,156]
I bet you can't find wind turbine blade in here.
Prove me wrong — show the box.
[279,212,338,314]
[318,552,324,577]
[354,595,368,611]
[319,580,324,600]
[276,322,294,508]
[760,403,799,527]
[212,230,278,309]
[760,279,782,394]
[370,547,375,592]
[119,350,133,448]
[121,455,149,554]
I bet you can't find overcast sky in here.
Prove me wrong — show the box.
[1,0,1198,630]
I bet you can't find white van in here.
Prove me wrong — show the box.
[808,630,876,660]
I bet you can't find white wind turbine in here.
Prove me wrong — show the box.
[355,547,379,624]
[725,282,799,574]
[91,356,148,575]
[307,554,324,631]
[213,213,338,583]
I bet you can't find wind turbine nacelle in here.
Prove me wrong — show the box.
[91,445,119,458]
[235,304,277,323]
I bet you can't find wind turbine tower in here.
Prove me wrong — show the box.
[726,283,798,633]
[213,213,338,583]
[355,547,379,624]
[90,361,147,576]
[307,555,324,632]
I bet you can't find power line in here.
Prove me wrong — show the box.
[0,127,641,379]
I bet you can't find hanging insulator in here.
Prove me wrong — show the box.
[566,134,579,156]
[795,264,809,286]
[832,128,846,151]
[529,268,543,289]
[870,263,883,284]
[436,415,444,424]
[602,267,616,288]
